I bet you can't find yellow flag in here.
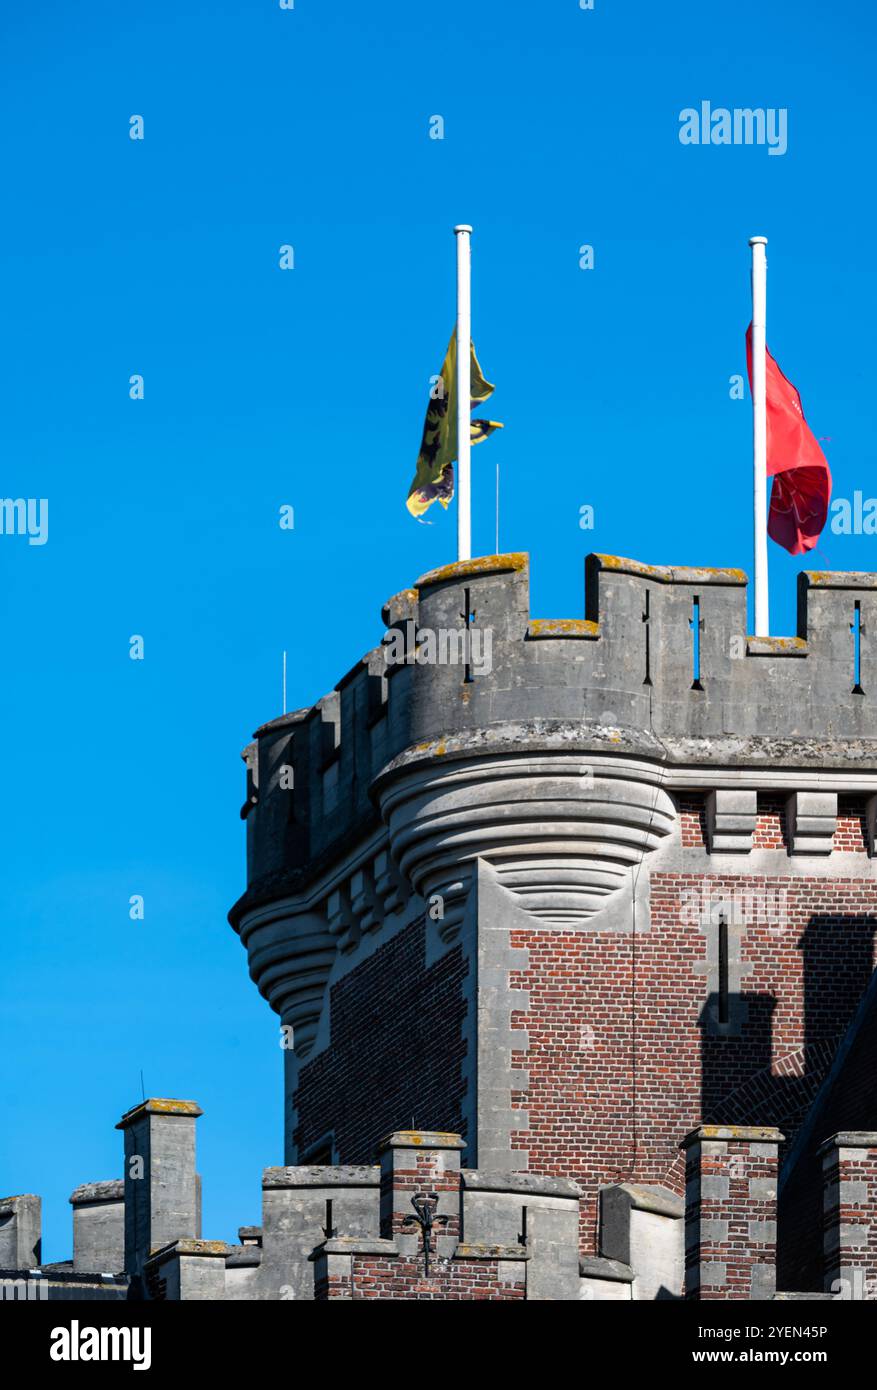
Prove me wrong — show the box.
[406,329,503,519]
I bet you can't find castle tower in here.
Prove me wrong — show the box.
[229,552,877,1288]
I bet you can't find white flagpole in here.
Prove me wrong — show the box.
[454,224,472,562]
[750,235,769,636]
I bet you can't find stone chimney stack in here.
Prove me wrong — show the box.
[116,1099,203,1279]
[70,1180,125,1274]
[0,1194,41,1268]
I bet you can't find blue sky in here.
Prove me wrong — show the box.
[2,0,875,1259]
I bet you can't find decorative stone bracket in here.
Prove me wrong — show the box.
[703,788,853,857]
[327,852,411,954]
[785,791,837,855]
[705,789,757,853]
[239,844,414,1058]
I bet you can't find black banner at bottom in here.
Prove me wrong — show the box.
[3,1294,869,1375]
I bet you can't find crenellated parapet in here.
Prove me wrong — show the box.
[11,1101,877,1299]
[233,552,877,907]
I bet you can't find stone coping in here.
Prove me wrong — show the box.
[772,1292,836,1301]
[817,1131,877,1156]
[253,707,311,738]
[605,1182,684,1219]
[681,1125,785,1148]
[579,1256,635,1283]
[416,553,528,591]
[69,1180,124,1206]
[0,1267,128,1286]
[375,725,877,794]
[314,1238,398,1259]
[378,1130,466,1153]
[0,1193,40,1209]
[746,635,808,657]
[224,1246,262,1269]
[589,554,747,586]
[454,1243,529,1262]
[526,619,599,640]
[408,553,877,597]
[461,1169,582,1199]
[116,1099,202,1129]
[659,735,877,771]
[373,723,668,789]
[380,592,419,635]
[803,571,877,590]
[262,1164,379,1190]
[146,1240,229,1266]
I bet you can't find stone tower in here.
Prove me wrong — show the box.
[228,551,877,1297]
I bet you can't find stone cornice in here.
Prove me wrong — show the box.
[373,725,877,795]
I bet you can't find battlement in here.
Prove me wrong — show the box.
[10,1112,876,1300]
[231,552,877,920]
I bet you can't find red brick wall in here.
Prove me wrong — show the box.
[754,794,788,849]
[836,796,868,853]
[510,873,877,1253]
[317,1254,525,1300]
[293,917,469,1163]
[679,796,707,848]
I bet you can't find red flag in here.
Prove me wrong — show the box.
[746,325,832,555]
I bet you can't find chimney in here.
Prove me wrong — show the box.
[116,1098,203,1279]
[70,1181,125,1274]
[682,1125,783,1300]
[378,1130,464,1251]
[0,1194,41,1269]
